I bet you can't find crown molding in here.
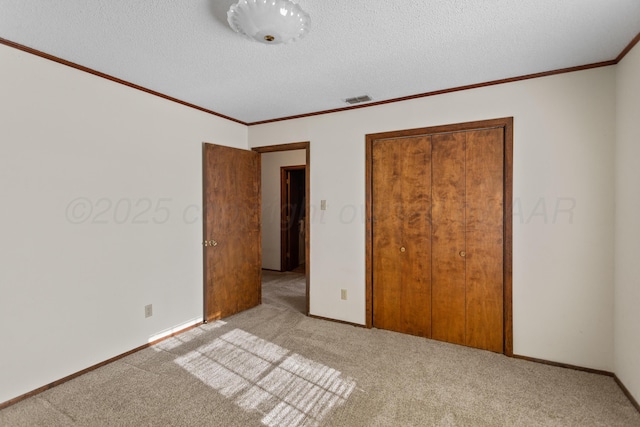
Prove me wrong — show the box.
[0,37,247,126]
[2,31,639,127]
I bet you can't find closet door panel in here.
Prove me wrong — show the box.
[465,128,504,352]
[372,137,432,337]
[431,132,467,345]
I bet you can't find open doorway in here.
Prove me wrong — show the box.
[253,142,310,315]
[281,166,306,273]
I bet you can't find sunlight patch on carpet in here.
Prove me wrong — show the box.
[174,328,356,427]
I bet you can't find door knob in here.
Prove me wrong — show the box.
[459,251,466,257]
[400,246,406,253]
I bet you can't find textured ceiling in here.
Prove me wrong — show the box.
[1,1,639,124]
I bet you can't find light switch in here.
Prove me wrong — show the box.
[321,200,327,210]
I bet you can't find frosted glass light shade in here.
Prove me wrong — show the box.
[227,0,310,44]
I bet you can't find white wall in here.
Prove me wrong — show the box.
[0,45,247,404]
[260,150,306,270]
[249,66,617,371]
[615,42,640,402]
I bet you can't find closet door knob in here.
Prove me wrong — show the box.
[459,251,466,257]
[400,246,406,253]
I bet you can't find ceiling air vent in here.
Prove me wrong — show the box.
[344,95,372,105]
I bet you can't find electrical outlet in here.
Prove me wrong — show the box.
[145,304,153,318]
[341,289,347,300]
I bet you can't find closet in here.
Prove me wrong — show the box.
[366,118,512,354]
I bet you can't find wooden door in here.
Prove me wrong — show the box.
[203,143,261,322]
[431,132,467,346]
[430,129,504,352]
[464,128,504,352]
[368,119,510,353]
[372,136,432,337]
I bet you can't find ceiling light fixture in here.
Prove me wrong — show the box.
[227,0,310,45]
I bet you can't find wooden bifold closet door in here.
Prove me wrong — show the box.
[372,136,433,338]
[369,121,509,353]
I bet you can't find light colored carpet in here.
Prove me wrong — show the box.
[261,270,307,314]
[2,272,639,426]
